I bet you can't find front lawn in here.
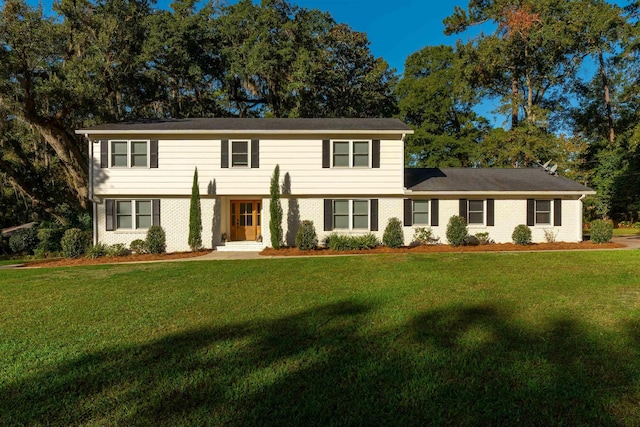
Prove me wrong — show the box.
[1,252,639,425]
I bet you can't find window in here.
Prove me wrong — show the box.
[115,199,153,230]
[231,140,249,167]
[110,140,148,167]
[332,200,369,230]
[535,200,551,224]
[467,200,484,224]
[413,200,429,225]
[332,140,369,167]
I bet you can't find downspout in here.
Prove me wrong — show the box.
[86,134,97,246]
[401,133,407,190]
[578,194,586,242]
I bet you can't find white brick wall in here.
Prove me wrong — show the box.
[96,195,584,252]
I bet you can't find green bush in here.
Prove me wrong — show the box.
[61,228,90,258]
[146,225,166,254]
[512,224,532,245]
[295,220,318,250]
[475,232,493,245]
[590,219,613,243]
[9,227,38,254]
[411,227,436,246]
[326,233,380,251]
[382,217,404,248]
[35,227,64,256]
[464,235,479,246]
[130,239,147,255]
[107,243,130,257]
[86,243,109,259]
[446,215,468,247]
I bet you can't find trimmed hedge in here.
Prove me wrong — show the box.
[61,228,90,258]
[590,219,613,243]
[446,216,468,247]
[512,224,532,245]
[146,226,166,254]
[326,233,380,251]
[383,218,404,248]
[295,220,318,250]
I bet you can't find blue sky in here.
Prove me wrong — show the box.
[281,0,469,73]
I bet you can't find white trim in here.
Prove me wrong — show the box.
[405,190,595,196]
[332,199,370,231]
[229,139,251,168]
[77,129,412,136]
[113,199,153,231]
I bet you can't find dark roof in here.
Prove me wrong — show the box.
[77,118,412,133]
[405,168,593,193]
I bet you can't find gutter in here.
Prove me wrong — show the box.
[86,134,98,245]
[74,129,414,136]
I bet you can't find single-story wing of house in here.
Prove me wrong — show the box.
[76,118,594,252]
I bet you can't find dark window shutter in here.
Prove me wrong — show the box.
[554,198,562,226]
[459,199,468,221]
[486,198,495,226]
[527,199,535,226]
[105,199,115,231]
[324,199,333,231]
[251,139,259,168]
[221,139,229,168]
[404,198,413,226]
[370,199,379,231]
[372,139,380,168]
[150,139,158,168]
[153,199,161,226]
[431,198,439,226]
[100,140,108,168]
[322,140,330,168]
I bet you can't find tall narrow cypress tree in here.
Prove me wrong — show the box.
[270,164,283,249]
[188,167,202,250]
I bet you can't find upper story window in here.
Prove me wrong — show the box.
[332,140,370,168]
[110,140,148,168]
[535,200,551,224]
[231,140,249,167]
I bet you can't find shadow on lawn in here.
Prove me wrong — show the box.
[2,301,639,425]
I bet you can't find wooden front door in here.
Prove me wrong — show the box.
[230,200,261,241]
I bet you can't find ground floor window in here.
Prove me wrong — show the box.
[535,200,552,224]
[467,200,484,224]
[106,199,159,231]
[332,199,369,230]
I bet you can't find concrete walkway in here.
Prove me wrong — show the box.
[611,234,640,250]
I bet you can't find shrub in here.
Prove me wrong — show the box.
[295,220,318,250]
[9,227,38,254]
[36,227,64,256]
[474,232,493,245]
[464,235,479,246]
[130,239,147,255]
[412,227,437,246]
[61,228,90,258]
[512,224,532,245]
[590,219,613,243]
[382,217,404,248]
[188,167,203,251]
[146,225,166,254]
[543,228,558,243]
[634,222,640,229]
[86,243,109,259]
[269,164,283,249]
[326,233,380,250]
[446,215,468,247]
[107,243,130,257]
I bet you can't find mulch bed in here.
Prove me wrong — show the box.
[23,250,211,268]
[260,241,626,257]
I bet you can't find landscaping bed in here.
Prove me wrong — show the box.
[23,250,211,268]
[261,241,625,256]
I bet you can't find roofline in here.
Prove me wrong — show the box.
[405,190,595,196]
[75,129,414,136]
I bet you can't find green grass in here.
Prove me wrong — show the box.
[0,259,23,266]
[1,252,640,425]
[614,228,640,236]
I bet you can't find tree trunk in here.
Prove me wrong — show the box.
[598,50,615,143]
[511,77,519,129]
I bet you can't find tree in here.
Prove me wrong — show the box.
[269,164,283,249]
[396,45,488,167]
[188,167,203,250]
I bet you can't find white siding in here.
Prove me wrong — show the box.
[93,138,404,196]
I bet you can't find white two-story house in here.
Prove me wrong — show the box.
[76,118,594,252]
